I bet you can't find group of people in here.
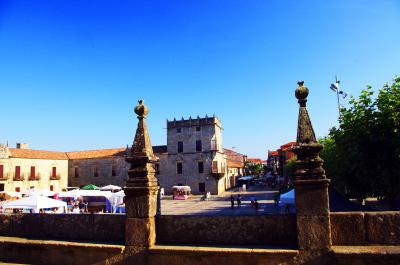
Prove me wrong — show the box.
[67,198,88,213]
[230,194,260,211]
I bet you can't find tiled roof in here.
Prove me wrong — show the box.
[224,148,245,168]
[9,148,68,160]
[269,151,279,156]
[66,148,127,160]
[247,158,263,164]
[67,146,167,160]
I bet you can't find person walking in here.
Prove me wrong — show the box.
[254,199,259,212]
[237,194,242,208]
[230,195,235,209]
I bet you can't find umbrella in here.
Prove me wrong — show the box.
[3,195,67,213]
[81,184,100,190]
[279,189,295,205]
[100,185,122,191]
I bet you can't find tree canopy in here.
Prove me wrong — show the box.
[319,76,400,208]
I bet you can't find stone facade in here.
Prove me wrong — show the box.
[67,148,130,188]
[157,116,231,195]
[0,144,68,193]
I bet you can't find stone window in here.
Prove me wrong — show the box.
[198,161,204,173]
[0,184,4,192]
[74,167,79,178]
[52,167,57,178]
[196,126,201,131]
[177,128,181,133]
[50,185,54,191]
[176,162,183,174]
[196,140,202,152]
[111,165,116,177]
[178,141,183,153]
[93,167,99,177]
[0,165,3,179]
[15,187,20,192]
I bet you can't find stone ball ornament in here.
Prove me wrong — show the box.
[295,81,309,101]
[134,99,149,117]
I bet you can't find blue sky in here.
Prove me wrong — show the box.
[0,1,399,158]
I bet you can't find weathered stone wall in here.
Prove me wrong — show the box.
[156,214,298,246]
[0,213,125,243]
[331,211,400,246]
[68,157,129,188]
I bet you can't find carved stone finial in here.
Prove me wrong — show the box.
[125,100,159,248]
[295,81,316,144]
[292,82,331,252]
[134,100,149,118]
[295,81,309,107]
[293,81,325,179]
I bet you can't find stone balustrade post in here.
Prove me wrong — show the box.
[124,100,159,249]
[292,81,332,253]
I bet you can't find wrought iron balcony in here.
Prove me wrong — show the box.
[28,174,41,181]
[50,174,61,180]
[13,174,25,181]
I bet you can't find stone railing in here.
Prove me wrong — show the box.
[0,213,125,244]
[156,214,297,247]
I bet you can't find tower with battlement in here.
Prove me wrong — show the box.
[157,115,227,195]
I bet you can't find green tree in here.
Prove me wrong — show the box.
[320,77,400,207]
[284,157,297,182]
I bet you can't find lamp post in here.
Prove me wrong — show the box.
[330,75,348,117]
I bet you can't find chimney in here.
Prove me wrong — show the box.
[16,143,29,149]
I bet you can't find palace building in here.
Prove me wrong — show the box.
[0,116,246,195]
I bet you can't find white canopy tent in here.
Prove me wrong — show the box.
[279,189,295,205]
[3,195,67,213]
[100,185,122,191]
[0,191,22,199]
[58,189,112,199]
[22,189,56,197]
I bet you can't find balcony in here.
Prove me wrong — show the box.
[211,140,219,151]
[0,173,9,181]
[211,163,226,179]
[50,174,61,180]
[28,174,41,181]
[13,174,25,181]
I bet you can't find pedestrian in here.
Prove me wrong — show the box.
[230,195,235,209]
[237,194,241,208]
[254,199,259,212]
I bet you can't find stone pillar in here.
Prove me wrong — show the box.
[124,100,159,248]
[292,81,332,252]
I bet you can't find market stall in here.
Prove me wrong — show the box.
[2,195,67,213]
[172,186,191,200]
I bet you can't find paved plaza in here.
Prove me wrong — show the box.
[160,185,294,215]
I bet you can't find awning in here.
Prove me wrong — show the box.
[3,195,67,213]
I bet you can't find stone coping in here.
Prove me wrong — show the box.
[332,246,400,257]
[0,236,125,251]
[150,244,299,257]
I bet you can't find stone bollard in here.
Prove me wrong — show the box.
[124,100,159,255]
[292,81,332,254]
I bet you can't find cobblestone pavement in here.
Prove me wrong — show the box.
[160,185,293,215]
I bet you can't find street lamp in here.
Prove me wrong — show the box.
[330,75,348,117]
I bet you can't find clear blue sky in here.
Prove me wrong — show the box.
[0,1,399,158]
